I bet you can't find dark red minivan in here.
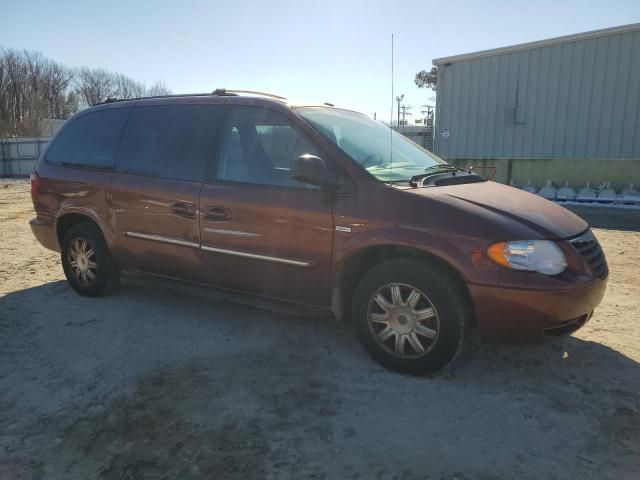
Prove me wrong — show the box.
[29,90,608,374]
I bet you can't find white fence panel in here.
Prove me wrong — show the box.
[1,138,50,177]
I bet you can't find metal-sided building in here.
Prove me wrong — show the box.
[432,23,640,191]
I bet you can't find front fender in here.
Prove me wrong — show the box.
[331,224,501,291]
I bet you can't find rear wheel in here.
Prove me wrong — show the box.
[61,223,119,296]
[353,259,469,375]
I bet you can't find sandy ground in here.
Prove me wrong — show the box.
[1,180,639,480]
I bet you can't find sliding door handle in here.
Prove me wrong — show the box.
[172,202,196,218]
[204,206,231,221]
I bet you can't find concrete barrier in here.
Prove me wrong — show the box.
[446,157,640,193]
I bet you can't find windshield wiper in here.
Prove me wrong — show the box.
[423,164,459,173]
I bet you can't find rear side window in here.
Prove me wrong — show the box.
[45,108,130,168]
[116,104,221,182]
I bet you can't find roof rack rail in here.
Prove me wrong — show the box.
[95,89,288,106]
[95,92,214,105]
[212,88,287,100]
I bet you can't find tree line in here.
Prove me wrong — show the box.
[0,48,171,137]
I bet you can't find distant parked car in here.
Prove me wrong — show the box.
[29,90,608,374]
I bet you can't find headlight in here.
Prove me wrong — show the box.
[487,240,567,275]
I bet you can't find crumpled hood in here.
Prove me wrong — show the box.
[407,180,588,239]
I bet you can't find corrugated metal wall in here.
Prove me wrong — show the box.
[434,27,640,159]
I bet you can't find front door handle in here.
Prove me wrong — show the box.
[204,206,231,221]
[172,202,196,218]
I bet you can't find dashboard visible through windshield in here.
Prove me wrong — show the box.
[295,106,447,182]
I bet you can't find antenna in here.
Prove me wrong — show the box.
[389,34,394,184]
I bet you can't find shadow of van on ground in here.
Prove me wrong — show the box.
[1,277,639,480]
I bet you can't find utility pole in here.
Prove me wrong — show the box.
[421,104,435,150]
[395,94,404,127]
[400,104,412,126]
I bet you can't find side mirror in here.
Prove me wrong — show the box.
[291,154,339,190]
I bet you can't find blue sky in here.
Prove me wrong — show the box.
[3,0,640,121]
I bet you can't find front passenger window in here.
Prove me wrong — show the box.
[217,107,320,188]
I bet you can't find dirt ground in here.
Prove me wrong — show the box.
[1,179,639,480]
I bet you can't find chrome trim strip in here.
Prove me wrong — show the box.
[203,228,260,238]
[125,231,199,248]
[201,245,310,267]
[125,231,310,266]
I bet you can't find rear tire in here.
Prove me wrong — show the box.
[61,223,119,297]
[353,259,469,375]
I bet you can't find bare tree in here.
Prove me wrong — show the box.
[42,60,74,118]
[75,67,152,107]
[61,90,80,118]
[0,47,172,136]
[23,51,47,134]
[0,48,79,136]
[74,67,118,107]
[114,72,146,100]
[1,49,30,135]
[146,81,172,97]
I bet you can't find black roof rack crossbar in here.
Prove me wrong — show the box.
[211,88,238,96]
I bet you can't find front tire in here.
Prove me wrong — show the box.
[61,223,119,297]
[353,259,470,375]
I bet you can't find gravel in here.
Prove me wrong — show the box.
[1,181,639,480]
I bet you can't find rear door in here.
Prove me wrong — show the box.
[199,105,334,306]
[108,103,225,282]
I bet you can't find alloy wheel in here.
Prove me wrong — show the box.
[68,237,97,285]
[367,283,440,359]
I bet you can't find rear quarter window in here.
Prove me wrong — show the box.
[116,104,223,182]
[45,108,130,168]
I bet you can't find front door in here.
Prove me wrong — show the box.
[199,105,334,306]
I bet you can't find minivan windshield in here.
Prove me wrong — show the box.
[295,107,447,182]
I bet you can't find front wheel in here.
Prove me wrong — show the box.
[353,259,470,375]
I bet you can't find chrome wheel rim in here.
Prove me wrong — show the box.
[367,283,440,359]
[68,238,97,285]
